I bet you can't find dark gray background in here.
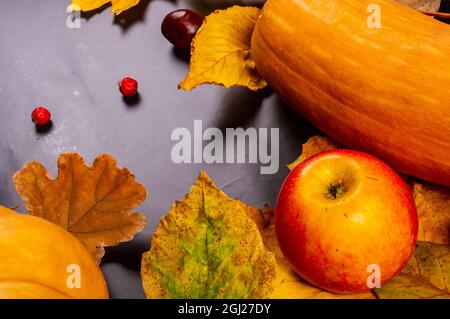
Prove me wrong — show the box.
[0,0,317,298]
[2,0,448,299]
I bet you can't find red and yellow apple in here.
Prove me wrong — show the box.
[275,150,418,293]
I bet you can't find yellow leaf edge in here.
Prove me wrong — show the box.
[71,0,140,15]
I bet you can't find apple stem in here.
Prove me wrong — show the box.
[326,182,346,199]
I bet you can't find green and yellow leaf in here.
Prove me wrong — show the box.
[141,171,275,299]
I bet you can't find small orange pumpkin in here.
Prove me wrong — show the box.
[0,206,109,299]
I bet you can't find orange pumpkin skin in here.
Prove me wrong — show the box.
[251,0,450,187]
[0,206,109,299]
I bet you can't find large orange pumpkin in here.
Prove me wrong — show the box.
[0,206,109,299]
[251,0,450,187]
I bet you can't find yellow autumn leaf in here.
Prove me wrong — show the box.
[141,172,276,299]
[13,153,147,263]
[179,6,267,91]
[72,0,140,15]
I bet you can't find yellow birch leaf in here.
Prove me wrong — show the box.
[72,0,140,15]
[179,6,267,91]
[13,153,147,263]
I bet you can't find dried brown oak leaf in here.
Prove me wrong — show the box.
[13,153,147,263]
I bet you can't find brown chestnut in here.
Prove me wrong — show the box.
[161,9,204,52]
